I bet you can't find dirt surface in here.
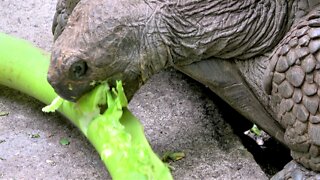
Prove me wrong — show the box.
[0,1,269,179]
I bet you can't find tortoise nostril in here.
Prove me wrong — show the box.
[70,60,88,79]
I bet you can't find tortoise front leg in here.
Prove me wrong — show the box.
[176,58,286,146]
[271,160,320,180]
[266,6,320,173]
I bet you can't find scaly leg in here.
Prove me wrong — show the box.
[266,6,320,176]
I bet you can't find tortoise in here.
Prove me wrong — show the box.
[47,0,320,178]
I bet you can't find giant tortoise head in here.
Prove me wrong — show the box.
[48,0,153,101]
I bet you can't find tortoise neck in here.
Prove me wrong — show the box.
[138,29,171,83]
[137,4,172,83]
[156,0,294,61]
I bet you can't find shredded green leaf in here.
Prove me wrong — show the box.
[42,96,64,112]
[43,81,172,180]
[0,112,9,116]
[250,124,262,136]
[162,152,185,162]
[30,134,40,138]
[60,138,70,146]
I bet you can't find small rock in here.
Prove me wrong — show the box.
[46,159,56,166]
[256,138,264,146]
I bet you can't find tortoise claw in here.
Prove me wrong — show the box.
[271,161,320,180]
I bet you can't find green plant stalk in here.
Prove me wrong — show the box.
[0,33,55,104]
[0,32,172,179]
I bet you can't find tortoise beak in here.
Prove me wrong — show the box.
[47,70,93,102]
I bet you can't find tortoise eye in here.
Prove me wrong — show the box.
[70,60,88,79]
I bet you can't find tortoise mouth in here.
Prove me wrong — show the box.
[54,85,93,102]
[47,75,94,102]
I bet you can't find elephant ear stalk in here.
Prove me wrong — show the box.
[0,32,173,180]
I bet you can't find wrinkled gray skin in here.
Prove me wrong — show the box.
[48,0,320,179]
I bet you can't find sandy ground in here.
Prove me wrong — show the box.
[0,0,268,179]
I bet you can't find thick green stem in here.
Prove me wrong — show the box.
[0,33,87,133]
[0,33,55,104]
[0,33,172,180]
